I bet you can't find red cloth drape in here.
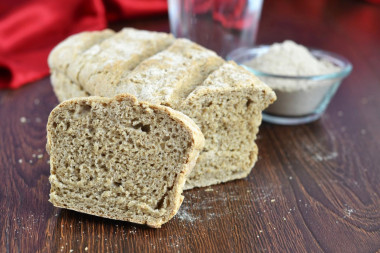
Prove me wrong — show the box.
[0,0,167,89]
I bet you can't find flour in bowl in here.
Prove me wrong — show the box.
[244,40,341,117]
[245,40,339,78]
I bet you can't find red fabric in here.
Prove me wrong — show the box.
[213,0,249,30]
[106,0,167,21]
[189,0,250,29]
[0,0,167,89]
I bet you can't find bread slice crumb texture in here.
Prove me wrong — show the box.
[46,94,204,227]
[179,62,276,189]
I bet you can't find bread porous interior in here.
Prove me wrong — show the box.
[180,89,263,189]
[48,97,192,226]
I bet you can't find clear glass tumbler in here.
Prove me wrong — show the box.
[168,0,263,58]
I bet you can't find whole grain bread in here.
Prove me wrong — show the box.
[46,94,204,227]
[48,29,115,100]
[48,28,276,189]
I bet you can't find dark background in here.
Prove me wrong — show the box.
[1,0,379,252]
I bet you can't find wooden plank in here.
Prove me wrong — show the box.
[1,0,380,252]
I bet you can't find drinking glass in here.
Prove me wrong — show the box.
[168,0,264,58]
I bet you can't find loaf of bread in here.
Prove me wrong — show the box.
[46,94,204,227]
[48,28,276,189]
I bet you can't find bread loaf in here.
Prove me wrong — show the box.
[48,28,276,189]
[47,94,204,227]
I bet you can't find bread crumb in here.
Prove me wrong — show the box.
[37,154,43,159]
[85,247,88,251]
[32,154,36,158]
[313,152,338,161]
[289,176,293,180]
[204,188,213,192]
[259,230,263,233]
[176,208,197,223]
[129,227,137,234]
[29,160,33,164]
[344,207,354,218]
[283,217,286,221]
[20,117,27,123]
[70,250,73,253]
[18,159,23,164]
[271,199,276,203]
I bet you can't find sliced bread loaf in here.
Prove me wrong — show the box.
[46,94,204,227]
[48,28,276,189]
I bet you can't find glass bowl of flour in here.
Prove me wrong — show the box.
[227,41,352,125]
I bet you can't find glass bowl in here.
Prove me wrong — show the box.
[227,46,352,125]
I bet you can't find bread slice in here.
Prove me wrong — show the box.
[50,71,90,102]
[48,29,115,100]
[68,28,175,97]
[46,94,204,227]
[113,38,225,106]
[48,29,276,189]
[48,29,115,75]
[177,61,274,189]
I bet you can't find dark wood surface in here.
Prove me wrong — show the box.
[1,0,380,252]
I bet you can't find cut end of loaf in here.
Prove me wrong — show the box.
[180,62,276,189]
[46,94,204,227]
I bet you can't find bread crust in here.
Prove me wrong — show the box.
[47,94,204,227]
[48,29,276,190]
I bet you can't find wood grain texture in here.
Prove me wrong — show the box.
[1,0,380,252]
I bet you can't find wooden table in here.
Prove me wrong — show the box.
[1,0,379,252]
